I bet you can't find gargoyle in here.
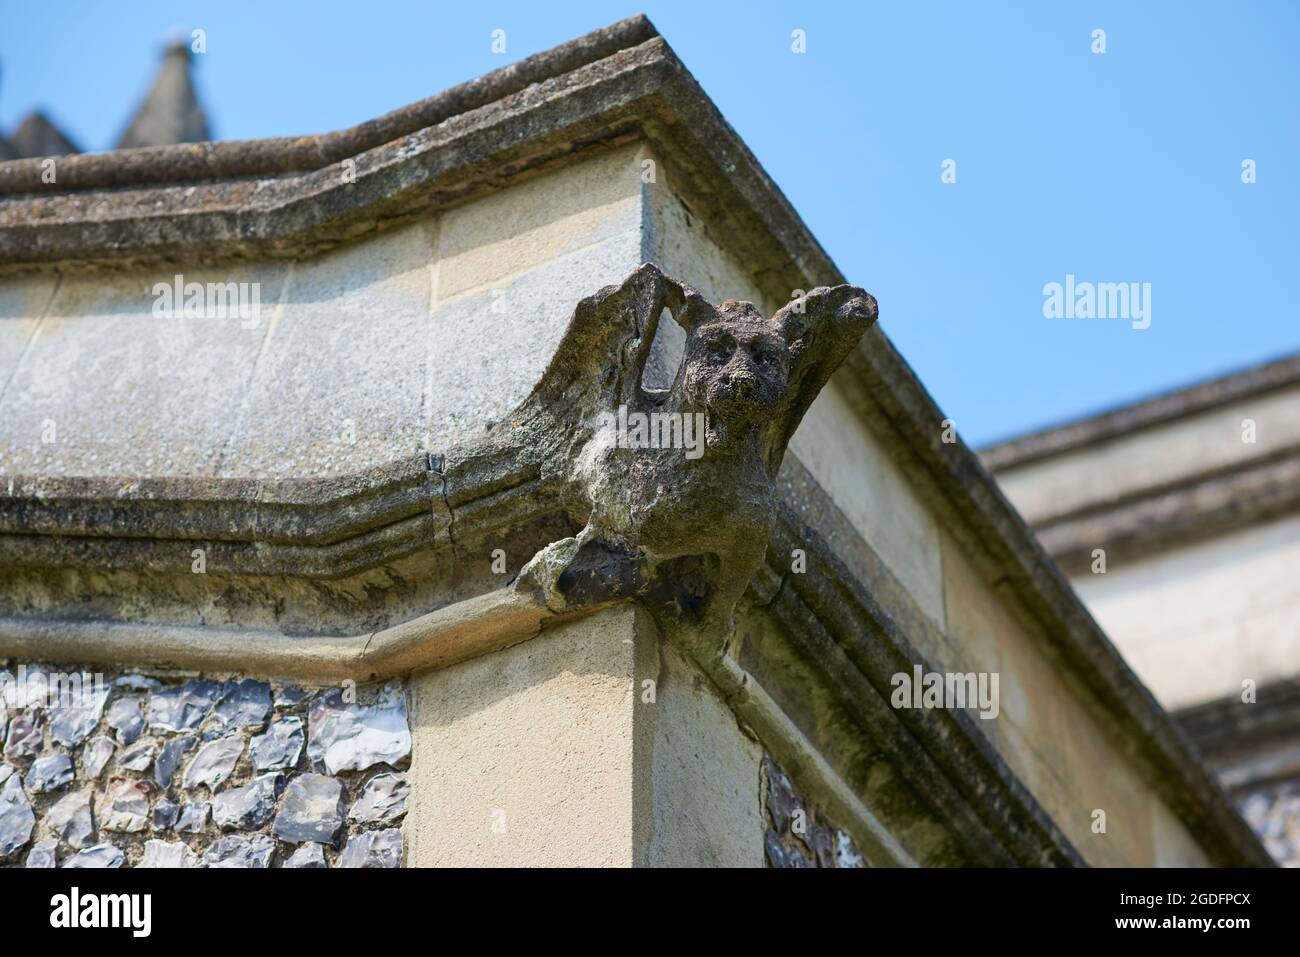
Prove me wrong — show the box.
[511,263,877,658]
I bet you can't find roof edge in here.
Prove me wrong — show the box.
[982,351,1300,472]
[0,14,658,194]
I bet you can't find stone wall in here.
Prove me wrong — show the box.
[0,662,410,868]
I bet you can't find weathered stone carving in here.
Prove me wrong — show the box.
[513,263,877,655]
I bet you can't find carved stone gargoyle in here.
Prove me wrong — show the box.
[510,263,877,659]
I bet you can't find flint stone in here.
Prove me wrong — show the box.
[49,684,111,746]
[765,759,799,836]
[835,830,866,868]
[149,679,221,733]
[1240,792,1269,826]
[4,711,43,760]
[251,717,303,771]
[26,838,58,867]
[27,754,73,793]
[151,797,180,831]
[349,772,410,825]
[212,679,272,731]
[115,675,161,691]
[339,828,403,868]
[82,736,115,780]
[154,734,195,789]
[64,843,124,868]
[175,802,210,833]
[274,686,312,708]
[97,779,153,832]
[308,682,411,774]
[203,834,275,868]
[47,789,95,849]
[182,734,243,790]
[106,696,145,744]
[0,774,35,858]
[0,764,12,785]
[284,843,327,868]
[213,772,282,830]
[138,839,198,868]
[764,831,811,868]
[118,737,156,773]
[809,822,836,868]
[272,773,344,845]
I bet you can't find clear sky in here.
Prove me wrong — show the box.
[3,1,1296,447]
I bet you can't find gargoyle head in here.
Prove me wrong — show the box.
[671,286,878,462]
[680,300,791,436]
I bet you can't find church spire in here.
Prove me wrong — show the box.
[10,111,80,158]
[116,40,211,149]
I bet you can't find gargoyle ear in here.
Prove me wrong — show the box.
[664,280,717,335]
[763,284,878,476]
[771,285,878,358]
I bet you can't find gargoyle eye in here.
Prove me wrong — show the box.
[705,339,731,362]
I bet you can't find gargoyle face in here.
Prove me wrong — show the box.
[681,304,790,430]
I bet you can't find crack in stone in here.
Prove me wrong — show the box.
[427,452,455,546]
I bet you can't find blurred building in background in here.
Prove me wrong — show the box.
[985,353,1300,865]
[0,41,208,159]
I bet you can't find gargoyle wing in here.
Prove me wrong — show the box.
[523,262,713,418]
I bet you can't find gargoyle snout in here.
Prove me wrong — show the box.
[726,368,758,396]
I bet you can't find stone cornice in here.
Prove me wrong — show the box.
[0,437,1269,865]
[1034,443,1300,572]
[0,15,657,195]
[1179,676,1300,758]
[0,451,544,578]
[754,497,1083,866]
[981,351,1300,472]
[980,353,1300,569]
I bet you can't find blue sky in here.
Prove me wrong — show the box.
[3,1,1296,446]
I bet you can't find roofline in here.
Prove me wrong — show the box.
[0,16,1270,866]
[1178,675,1300,765]
[0,14,657,194]
[981,351,1300,472]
